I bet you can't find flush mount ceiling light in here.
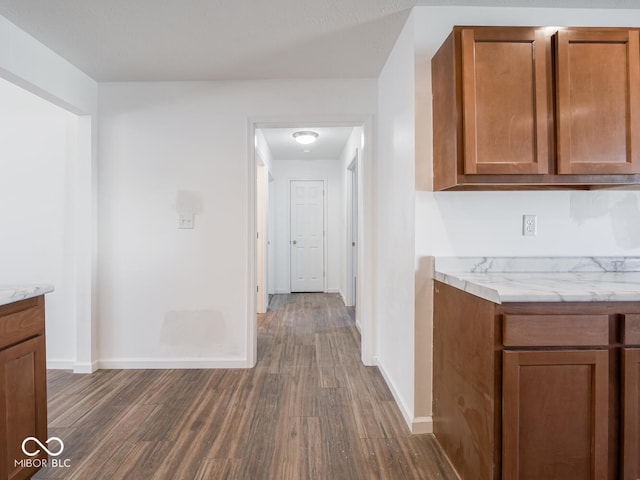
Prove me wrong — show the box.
[293,131,319,145]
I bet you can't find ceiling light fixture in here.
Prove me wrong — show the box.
[293,131,319,145]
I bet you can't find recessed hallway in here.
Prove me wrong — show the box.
[34,294,457,479]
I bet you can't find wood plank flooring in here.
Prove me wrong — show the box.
[33,293,458,480]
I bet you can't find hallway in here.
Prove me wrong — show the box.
[34,294,457,479]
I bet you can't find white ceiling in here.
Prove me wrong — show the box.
[0,0,638,82]
[0,0,412,81]
[260,127,355,161]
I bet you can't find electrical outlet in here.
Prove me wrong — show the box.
[522,215,537,236]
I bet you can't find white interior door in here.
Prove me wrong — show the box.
[290,180,324,292]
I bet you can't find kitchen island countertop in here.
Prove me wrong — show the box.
[0,285,54,307]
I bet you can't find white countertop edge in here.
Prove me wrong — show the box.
[0,285,55,307]
[434,256,640,274]
[434,270,640,304]
[434,271,503,304]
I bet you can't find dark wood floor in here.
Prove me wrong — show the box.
[34,293,458,480]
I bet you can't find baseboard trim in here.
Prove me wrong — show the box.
[411,416,433,434]
[377,360,413,433]
[338,290,347,305]
[97,358,249,369]
[275,289,290,294]
[377,360,433,434]
[46,360,75,370]
[73,361,99,374]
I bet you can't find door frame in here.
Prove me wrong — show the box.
[289,179,327,293]
[247,115,375,367]
[347,152,358,309]
[256,155,268,314]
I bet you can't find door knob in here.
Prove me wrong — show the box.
[292,240,297,245]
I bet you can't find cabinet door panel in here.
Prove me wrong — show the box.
[0,335,48,480]
[557,29,640,174]
[623,348,640,480]
[461,28,551,175]
[503,349,608,480]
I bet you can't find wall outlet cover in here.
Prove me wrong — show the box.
[522,214,537,236]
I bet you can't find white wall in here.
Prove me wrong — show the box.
[376,12,418,431]
[0,78,78,366]
[0,14,99,372]
[98,80,376,367]
[270,159,344,295]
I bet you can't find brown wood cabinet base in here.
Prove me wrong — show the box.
[433,281,639,480]
[0,296,48,480]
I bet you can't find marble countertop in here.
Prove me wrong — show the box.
[0,285,54,307]
[434,257,640,304]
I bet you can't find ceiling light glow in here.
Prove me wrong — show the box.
[293,131,319,145]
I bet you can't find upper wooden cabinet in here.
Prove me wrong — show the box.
[556,29,640,175]
[461,28,552,176]
[432,26,640,190]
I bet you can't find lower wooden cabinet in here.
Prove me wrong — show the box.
[0,298,48,480]
[503,350,609,480]
[623,348,640,480]
[433,281,640,480]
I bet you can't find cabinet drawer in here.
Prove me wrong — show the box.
[0,298,44,350]
[503,314,609,347]
[623,314,640,345]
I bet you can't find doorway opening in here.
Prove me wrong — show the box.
[248,118,374,367]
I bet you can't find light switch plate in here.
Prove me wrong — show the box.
[178,213,194,229]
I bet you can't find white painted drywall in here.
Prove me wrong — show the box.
[0,77,78,366]
[98,80,376,367]
[0,14,99,372]
[271,159,344,295]
[255,129,274,173]
[376,12,417,431]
